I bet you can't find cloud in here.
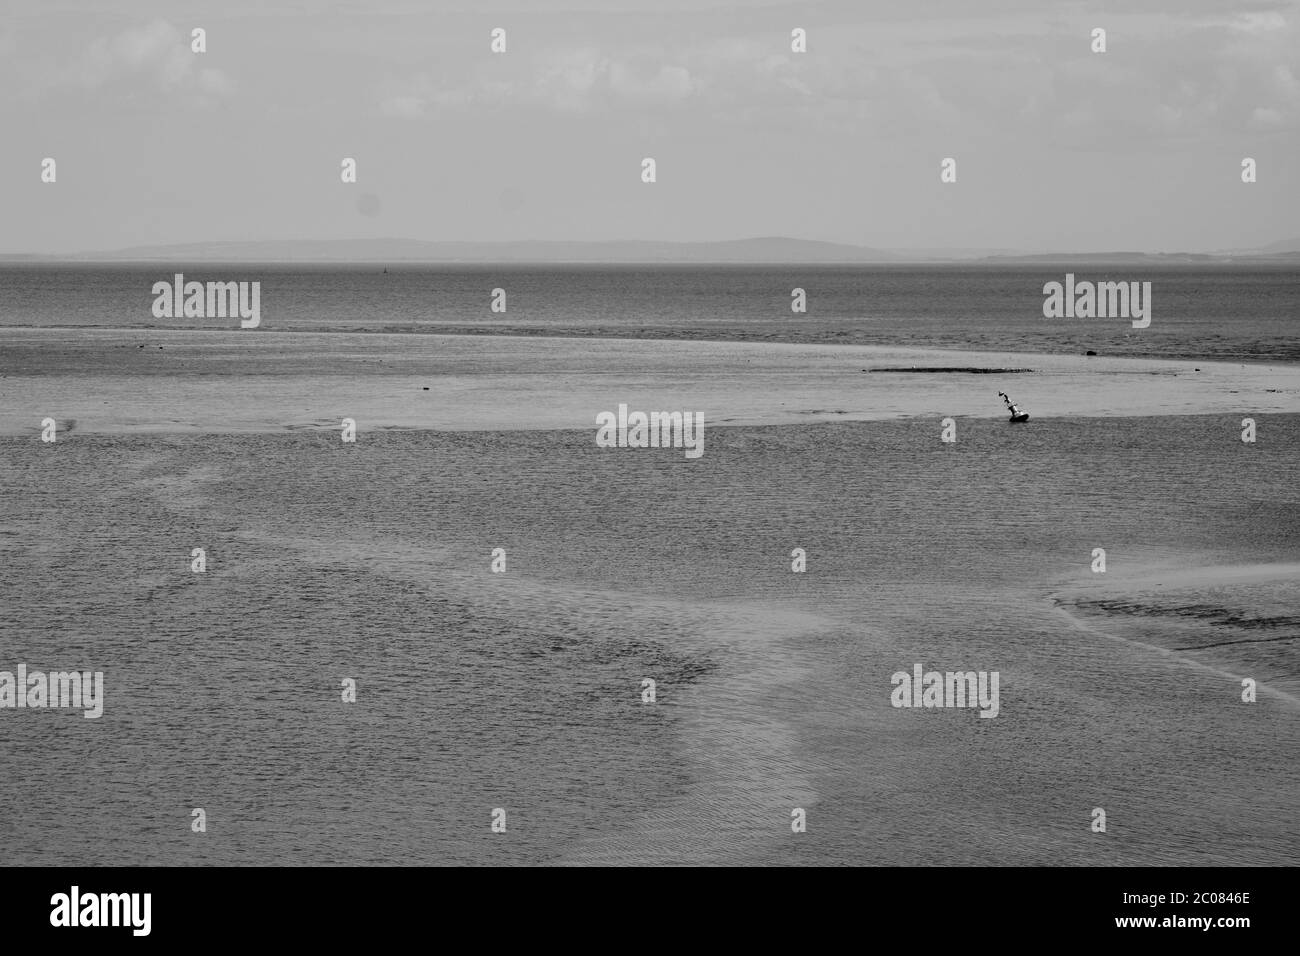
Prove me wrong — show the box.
[375,9,1300,142]
[197,68,236,97]
[608,61,694,101]
[1229,11,1289,33]
[377,36,828,120]
[878,10,1300,144]
[380,46,700,117]
[378,73,475,116]
[74,20,235,103]
[531,48,610,111]
[1250,106,1284,127]
[380,94,426,118]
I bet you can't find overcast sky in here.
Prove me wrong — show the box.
[1,0,1296,254]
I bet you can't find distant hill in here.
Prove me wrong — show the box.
[3,237,1297,264]
[43,237,903,264]
[981,250,1300,265]
[1224,237,1300,255]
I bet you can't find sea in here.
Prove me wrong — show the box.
[1,264,1297,865]
[1,262,1299,361]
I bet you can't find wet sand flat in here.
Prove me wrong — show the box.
[2,328,1299,435]
[2,328,1297,865]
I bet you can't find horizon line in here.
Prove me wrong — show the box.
[3,234,1298,264]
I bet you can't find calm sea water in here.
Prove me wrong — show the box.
[2,263,1299,363]
[2,416,1297,865]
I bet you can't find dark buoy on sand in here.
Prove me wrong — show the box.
[998,391,1030,423]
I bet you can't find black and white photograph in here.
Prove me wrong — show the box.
[0,0,1295,936]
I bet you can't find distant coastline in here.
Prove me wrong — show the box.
[2,236,1299,265]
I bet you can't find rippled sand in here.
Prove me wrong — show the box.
[1,331,1297,865]
[1053,564,1300,701]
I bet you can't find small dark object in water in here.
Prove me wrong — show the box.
[422,387,429,391]
[998,390,1030,423]
[1086,350,1097,356]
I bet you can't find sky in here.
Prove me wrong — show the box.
[1,0,1297,254]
